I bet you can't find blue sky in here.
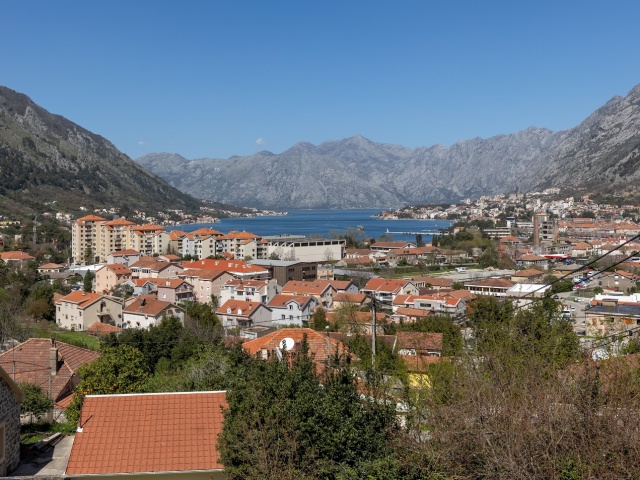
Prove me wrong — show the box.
[3,1,640,160]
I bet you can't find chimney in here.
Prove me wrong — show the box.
[50,347,59,375]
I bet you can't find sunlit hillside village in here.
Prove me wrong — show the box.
[1,188,639,476]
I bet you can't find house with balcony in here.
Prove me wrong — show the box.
[179,269,235,304]
[156,278,195,303]
[129,258,184,279]
[360,278,419,305]
[55,291,123,330]
[219,278,279,306]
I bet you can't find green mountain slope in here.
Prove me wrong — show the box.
[0,86,200,218]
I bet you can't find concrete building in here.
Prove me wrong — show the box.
[250,259,318,285]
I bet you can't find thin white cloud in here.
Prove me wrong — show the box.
[137,140,147,146]
[255,137,265,146]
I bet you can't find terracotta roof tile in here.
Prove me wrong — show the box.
[242,328,351,363]
[0,339,99,403]
[0,251,35,261]
[66,391,227,475]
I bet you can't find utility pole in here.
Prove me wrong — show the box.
[33,214,38,245]
[371,294,377,367]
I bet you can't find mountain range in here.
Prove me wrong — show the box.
[0,86,199,218]
[137,83,640,209]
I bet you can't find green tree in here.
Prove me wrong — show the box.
[83,271,94,293]
[20,383,54,422]
[397,314,464,357]
[67,345,149,424]
[218,339,396,480]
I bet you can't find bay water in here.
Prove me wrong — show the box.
[172,209,452,243]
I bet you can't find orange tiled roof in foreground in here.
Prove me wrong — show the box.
[66,391,228,476]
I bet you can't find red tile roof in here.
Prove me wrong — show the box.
[242,328,351,363]
[76,215,107,223]
[396,331,443,351]
[281,280,333,295]
[0,251,35,261]
[57,291,104,309]
[124,295,177,317]
[66,391,227,475]
[0,339,99,403]
[332,292,368,304]
[109,249,140,256]
[268,294,315,309]
[37,263,66,270]
[217,299,265,318]
[182,259,267,275]
[85,322,122,334]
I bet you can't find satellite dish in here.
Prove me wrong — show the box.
[281,337,295,351]
[591,348,610,362]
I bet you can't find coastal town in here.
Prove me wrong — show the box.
[0,186,639,476]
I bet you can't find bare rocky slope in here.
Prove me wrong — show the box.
[135,82,639,209]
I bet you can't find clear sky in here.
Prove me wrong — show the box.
[3,1,640,160]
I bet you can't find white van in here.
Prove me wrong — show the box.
[455,267,468,273]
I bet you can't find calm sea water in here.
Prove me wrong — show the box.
[171,209,452,242]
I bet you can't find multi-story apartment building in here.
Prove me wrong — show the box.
[127,224,169,258]
[72,216,169,265]
[71,215,108,264]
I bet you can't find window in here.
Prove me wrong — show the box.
[281,314,286,320]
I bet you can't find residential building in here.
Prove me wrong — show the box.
[129,259,184,279]
[370,241,416,252]
[37,263,66,274]
[281,280,338,308]
[515,254,550,269]
[265,236,345,262]
[127,224,170,258]
[360,278,419,305]
[0,251,36,266]
[600,270,637,292]
[65,391,227,479]
[179,269,235,304]
[410,276,454,291]
[268,294,319,326]
[217,230,266,259]
[216,299,272,329]
[464,278,515,297]
[219,279,279,305]
[97,218,136,261]
[0,366,23,476]
[122,278,158,297]
[55,291,123,330]
[249,259,318,285]
[156,278,195,303]
[242,328,352,365]
[331,292,370,309]
[106,249,141,267]
[122,295,185,329]
[94,264,132,295]
[71,215,107,264]
[510,269,546,284]
[0,339,99,414]
[182,259,269,280]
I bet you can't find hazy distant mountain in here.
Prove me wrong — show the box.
[137,82,640,210]
[0,86,199,218]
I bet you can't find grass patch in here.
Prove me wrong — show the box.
[31,324,100,351]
